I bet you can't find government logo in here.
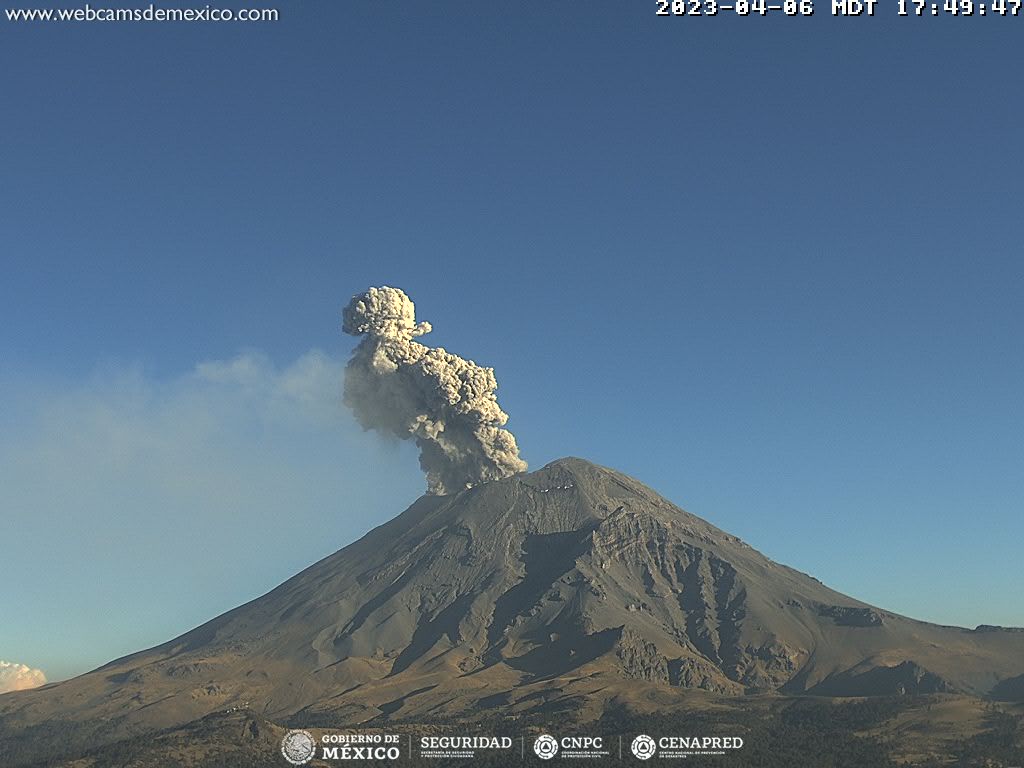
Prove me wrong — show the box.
[534,734,559,760]
[280,729,316,765]
[631,734,657,760]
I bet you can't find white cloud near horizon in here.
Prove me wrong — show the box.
[0,661,47,693]
[0,350,424,682]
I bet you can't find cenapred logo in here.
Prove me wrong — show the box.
[631,734,657,760]
[280,729,316,765]
[534,734,559,760]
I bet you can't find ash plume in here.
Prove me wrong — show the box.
[342,286,526,495]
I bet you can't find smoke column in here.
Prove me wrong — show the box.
[342,286,527,495]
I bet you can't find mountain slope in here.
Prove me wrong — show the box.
[2,458,1022,760]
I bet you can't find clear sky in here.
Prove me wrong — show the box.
[2,2,1022,684]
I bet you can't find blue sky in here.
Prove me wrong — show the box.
[2,2,1022,684]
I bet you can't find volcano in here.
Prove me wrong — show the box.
[2,458,1023,764]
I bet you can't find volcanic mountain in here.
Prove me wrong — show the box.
[3,458,1023,762]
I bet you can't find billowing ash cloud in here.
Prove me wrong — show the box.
[342,286,527,495]
[0,661,46,693]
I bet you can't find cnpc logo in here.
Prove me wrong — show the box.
[533,734,604,760]
[533,734,559,759]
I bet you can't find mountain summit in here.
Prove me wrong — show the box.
[2,458,1022,757]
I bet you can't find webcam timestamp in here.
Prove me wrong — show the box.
[897,0,1021,13]
[656,0,814,14]
[656,0,1021,13]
